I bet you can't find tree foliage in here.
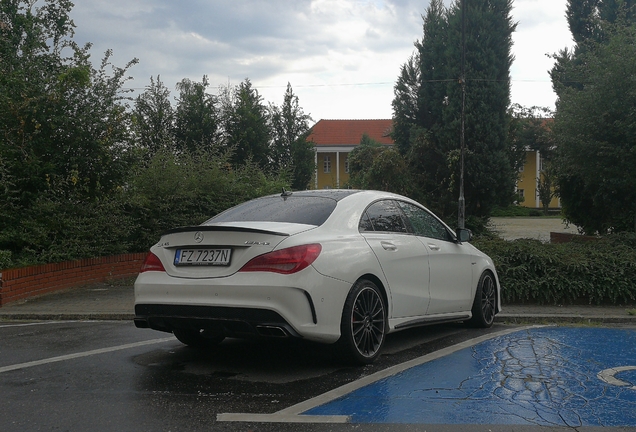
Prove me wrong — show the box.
[0,1,313,269]
[391,0,517,220]
[174,76,219,154]
[551,1,636,234]
[348,134,411,195]
[0,0,138,264]
[221,79,271,169]
[269,83,315,190]
[132,76,174,158]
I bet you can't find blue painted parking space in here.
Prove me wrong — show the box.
[304,327,636,427]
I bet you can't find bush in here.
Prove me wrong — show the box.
[126,149,289,251]
[473,236,636,305]
[0,250,12,269]
[0,149,289,267]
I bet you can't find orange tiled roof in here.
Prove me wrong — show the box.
[308,119,394,146]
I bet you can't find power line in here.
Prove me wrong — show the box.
[122,77,553,92]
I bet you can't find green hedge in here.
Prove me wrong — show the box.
[0,150,289,269]
[473,235,636,305]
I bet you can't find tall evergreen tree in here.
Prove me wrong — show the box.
[551,20,636,233]
[392,0,516,220]
[269,83,314,190]
[391,53,420,155]
[221,79,271,169]
[552,0,636,94]
[174,76,219,154]
[133,76,174,158]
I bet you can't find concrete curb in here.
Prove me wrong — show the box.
[495,314,636,324]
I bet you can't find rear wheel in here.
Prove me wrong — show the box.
[337,279,387,365]
[466,272,496,328]
[173,329,225,348]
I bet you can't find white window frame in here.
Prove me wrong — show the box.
[323,155,331,173]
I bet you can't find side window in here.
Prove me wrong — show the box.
[397,201,454,242]
[359,200,408,233]
[358,212,374,232]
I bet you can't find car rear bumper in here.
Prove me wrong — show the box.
[134,303,302,338]
[133,269,350,343]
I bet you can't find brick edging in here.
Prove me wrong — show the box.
[0,253,147,306]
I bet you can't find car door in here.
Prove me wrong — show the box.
[359,200,431,318]
[396,201,474,315]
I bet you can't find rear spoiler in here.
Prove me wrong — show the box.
[161,225,290,237]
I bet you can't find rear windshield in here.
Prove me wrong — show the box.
[205,196,338,226]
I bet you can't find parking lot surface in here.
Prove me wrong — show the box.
[305,327,636,427]
[219,326,636,429]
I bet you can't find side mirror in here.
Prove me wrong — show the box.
[456,228,472,243]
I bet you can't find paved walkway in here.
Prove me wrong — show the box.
[0,281,634,324]
[490,217,578,241]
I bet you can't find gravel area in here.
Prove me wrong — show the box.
[490,217,578,241]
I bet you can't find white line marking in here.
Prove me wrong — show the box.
[0,321,80,329]
[0,337,175,374]
[217,325,544,423]
[598,366,636,390]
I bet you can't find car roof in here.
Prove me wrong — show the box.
[272,189,362,201]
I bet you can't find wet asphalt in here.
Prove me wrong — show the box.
[1,282,635,430]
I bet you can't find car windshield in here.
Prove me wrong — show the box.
[204,195,339,226]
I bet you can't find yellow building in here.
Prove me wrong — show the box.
[307,119,394,189]
[308,119,560,209]
[516,149,560,209]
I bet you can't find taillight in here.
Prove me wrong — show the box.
[239,244,322,274]
[140,252,166,272]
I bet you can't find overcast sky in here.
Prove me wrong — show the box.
[69,0,573,123]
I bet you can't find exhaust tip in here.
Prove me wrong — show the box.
[256,325,289,338]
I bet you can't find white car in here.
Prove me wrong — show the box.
[134,189,500,364]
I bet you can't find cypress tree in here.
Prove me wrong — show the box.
[392,0,516,219]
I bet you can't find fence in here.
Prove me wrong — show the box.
[0,253,146,306]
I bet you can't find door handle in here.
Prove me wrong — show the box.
[428,244,440,251]
[381,241,397,251]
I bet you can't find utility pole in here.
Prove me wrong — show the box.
[458,0,466,229]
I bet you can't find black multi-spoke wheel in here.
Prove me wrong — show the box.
[467,272,497,328]
[173,329,225,348]
[337,279,387,364]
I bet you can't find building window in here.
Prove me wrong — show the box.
[519,164,524,172]
[517,189,525,199]
[323,155,331,173]
[344,156,349,173]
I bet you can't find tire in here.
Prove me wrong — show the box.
[337,279,387,365]
[466,272,497,328]
[173,329,225,348]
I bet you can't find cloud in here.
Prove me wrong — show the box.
[68,0,573,120]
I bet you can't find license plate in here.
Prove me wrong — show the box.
[174,248,231,266]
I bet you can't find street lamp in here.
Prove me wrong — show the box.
[458,0,466,229]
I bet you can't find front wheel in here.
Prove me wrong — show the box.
[337,279,387,365]
[466,272,497,328]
